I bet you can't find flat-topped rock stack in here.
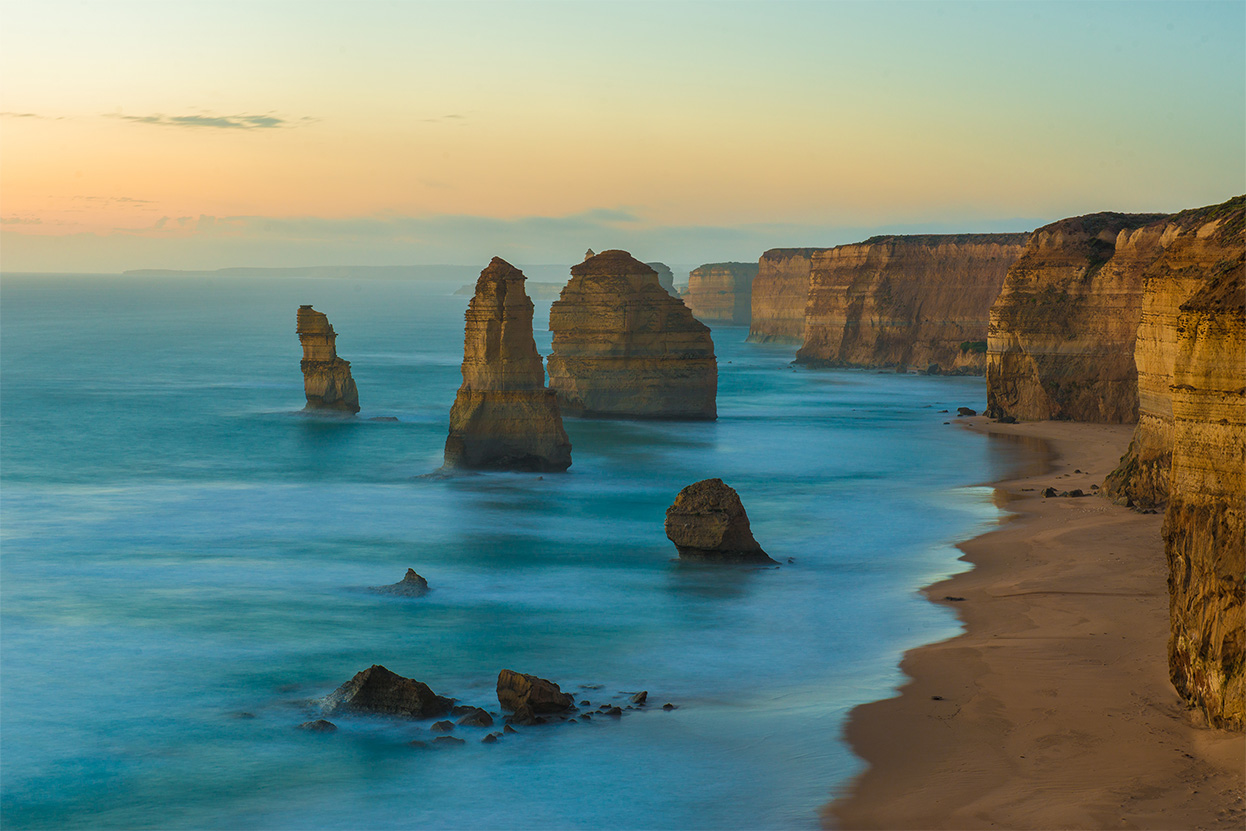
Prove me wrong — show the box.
[444,257,571,471]
[547,250,717,419]
[297,305,360,413]
[684,262,759,325]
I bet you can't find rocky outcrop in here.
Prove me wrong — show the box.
[1164,261,1245,730]
[747,248,824,344]
[371,568,429,597]
[985,213,1170,421]
[323,665,453,718]
[297,305,360,413]
[444,258,572,471]
[796,234,1029,373]
[1105,197,1246,507]
[496,669,575,714]
[684,262,759,325]
[664,478,776,563]
[547,250,717,419]
[646,262,677,296]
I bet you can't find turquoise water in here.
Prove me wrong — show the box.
[1,274,1027,829]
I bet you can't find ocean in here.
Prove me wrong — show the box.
[0,273,1031,829]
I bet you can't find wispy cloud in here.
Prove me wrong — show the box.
[422,113,468,124]
[108,111,310,130]
[1,111,64,120]
[1,216,43,225]
[75,195,155,206]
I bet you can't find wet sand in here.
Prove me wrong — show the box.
[827,418,1244,830]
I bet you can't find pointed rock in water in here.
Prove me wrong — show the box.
[443,258,572,471]
[456,707,493,727]
[322,665,453,719]
[372,568,429,597]
[665,478,777,564]
[298,719,337,732]
[496,669,575,714]
[297,305,360,413]
[548,250,717,419]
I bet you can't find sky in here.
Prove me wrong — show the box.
[1,0,1243,273]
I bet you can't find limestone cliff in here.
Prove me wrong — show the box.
[684,262,759,325]
[1106,197,1246,507]
[1163,262,1245,730]
[747,248,824,344]
[646,262,677,296]
[297,305,360,413]
[985,213,1169,421]
[795,234,1029,373]
[443,257,571,471]
[547,250,717,419]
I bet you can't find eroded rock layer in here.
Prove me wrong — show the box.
[444,257,571,471]
[547,250,717,419]
[747,248,824,344]
[1106,197,1246,508]
[796,234,1028,373]
[985,213,1169,421]
[1163,261,1245,729]
[684,262,759,324]
[297,305,360,413]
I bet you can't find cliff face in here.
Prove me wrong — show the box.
[747,248,823,344]
[683,262,759,325]
[444,257,571,471]
[1106,197,1246,508]
[795,234,1028,373]
[297,305,360,413]
[547,249,717,419]
[646,262,677,296]
[985,213,1169,422]
[1163,261,1245,730]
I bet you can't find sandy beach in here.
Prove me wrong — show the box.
[827,418,1244,830]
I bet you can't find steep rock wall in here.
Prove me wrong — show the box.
[795,234,1028,373]
[548,250,717,419]
[297,305,360,413]
[444,257,571,471]
[684,262,759,325]
[986,213,1169,421]
[747,248,823,344]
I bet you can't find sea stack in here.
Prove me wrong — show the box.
[684,262,759,325]
[665,478,776,563]
[646,262,677,296]
[443,257,572,471]
[297,305,360,413]
[547,250,717,419]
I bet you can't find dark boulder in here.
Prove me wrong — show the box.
[456,707,494,727]
[371,568,429,597]
[322,665,453,719]
[298,719,337,733]
[497,669,575,714]
[956,407,977,417]
[664,479,776,564]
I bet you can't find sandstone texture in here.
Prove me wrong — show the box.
[646,262,677,296]
[1163,260,1245,730]
[297,305,360,413]
[547,250,717,419]
[683,262,759,325]
[748,248,825,344]
[664,478,776,563]
[985,213,1169,422]
[323,665,453,718]
[1106,197,1246,508]
[444,258,572,471]
[496,669,575,714]
[796,234,1029,373]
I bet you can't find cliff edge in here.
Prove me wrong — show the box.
[684,262,759,325]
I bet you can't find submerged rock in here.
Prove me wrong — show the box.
[664,478,776,563]
[322,665,453,719]
[444,257,572,471]
[297,305,360,413]
[298,719,337,733]
[496,669,575,714]
[371,568,429,597]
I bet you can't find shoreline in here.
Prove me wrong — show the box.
[826,418,1244,830]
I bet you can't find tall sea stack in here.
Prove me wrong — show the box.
[297,305,360,413]
[547,249,717,419]
[684,262,759,325]
[443,257,571,471]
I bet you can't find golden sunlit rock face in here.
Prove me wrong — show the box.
[683,262,759,325]
[547,250,717,420]
[747,248,826,344]
[444,257,571,471]
[796,234,1028,374]
[296,305,360,414]
[985,213,1169,422]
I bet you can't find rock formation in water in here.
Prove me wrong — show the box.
[323,665,454,718]
[496,669,575,715]
[664,478,776,563]
[547,250,717,419]
[683,262,760,325]
[297,305,360,413]
[1105,197,1246,508]
[747,248,825,344]
[795,234,1029,373]
[1163,260,1245,730]
[444,257,572,471]
[646,262,677,296]
[371,568,430,597]
[984,213,1170,421]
